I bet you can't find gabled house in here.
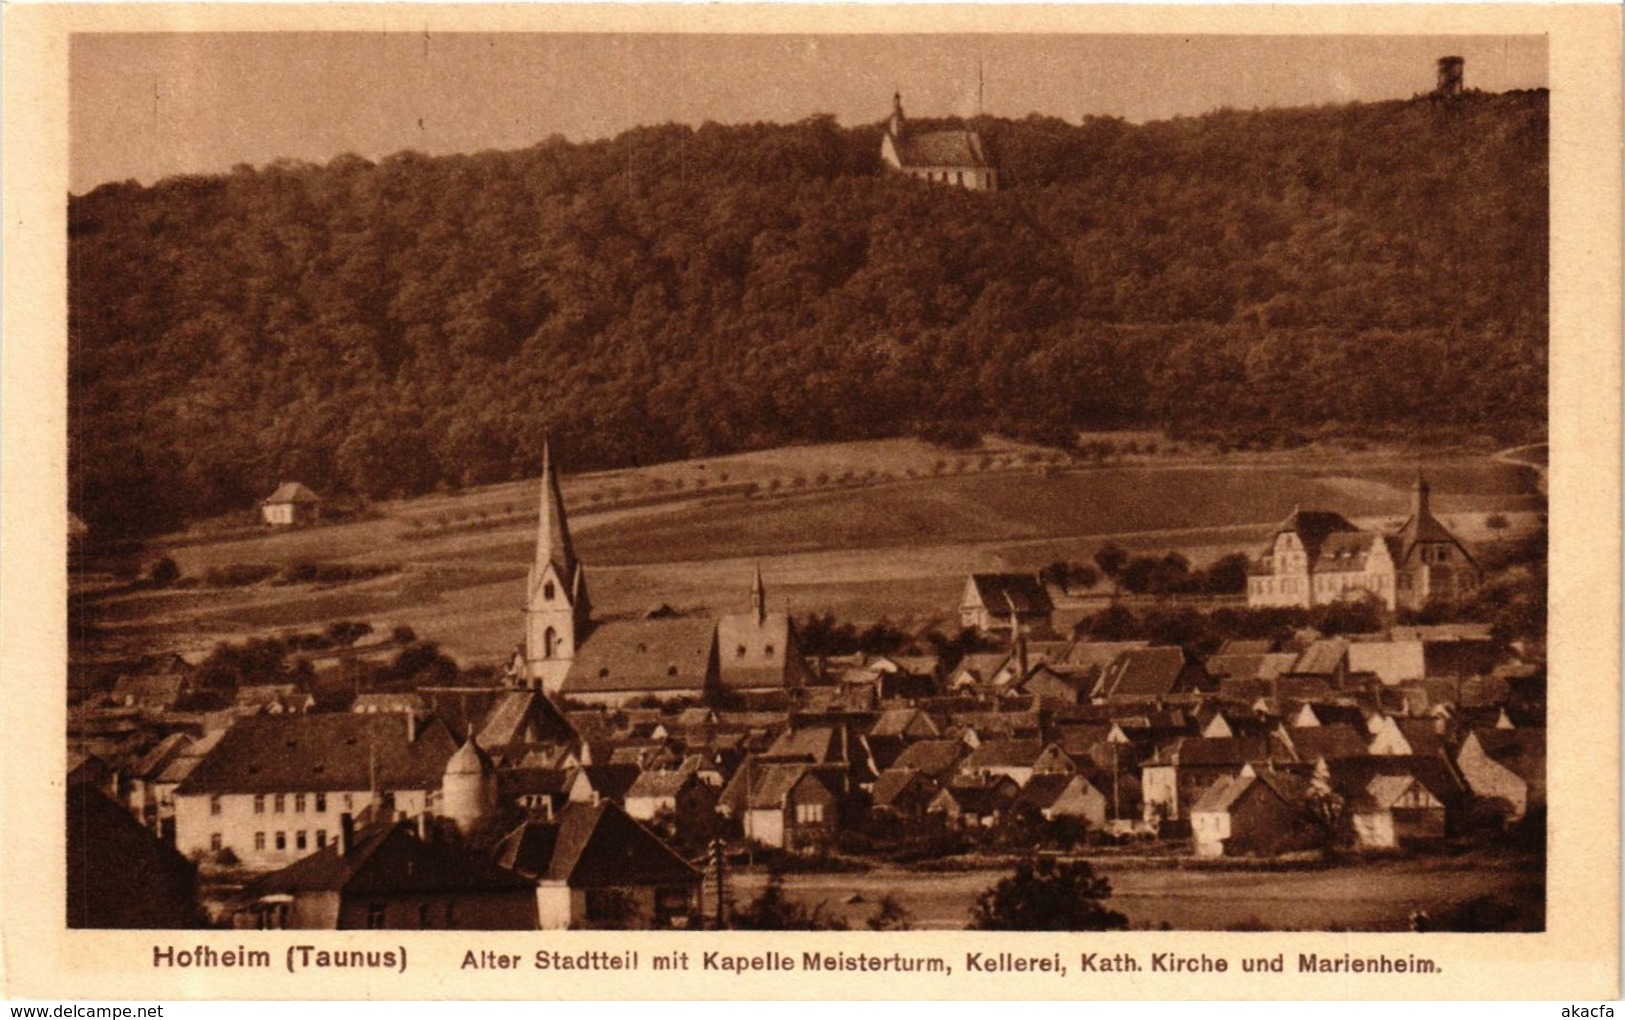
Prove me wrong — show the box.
[493,801,701,929]
[260,482,322,527]
[624,768,719,845]
[173,712,458,870]
[1016,772,1107,827]
[1141,735,1295,825]
[717,761,839,851]
[1093,647,1212,704]
[928,775,1021,828]
[1349,774,1448,849]
[959,739,1073,787]
[889,739,968,781]
[246,816,537,929]
[869,769,941,821]
[1189,765,1323,858]
[1279,724,1371,763]
[959,573,1052,634]
[880,92,998,191]
[1456,728,1546,822]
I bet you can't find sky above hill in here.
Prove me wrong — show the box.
[70,32,1546,193]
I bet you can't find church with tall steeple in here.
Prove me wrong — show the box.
[524,439,591,691]
[516,447,810,704]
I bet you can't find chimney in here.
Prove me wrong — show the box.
[338,813,354,857]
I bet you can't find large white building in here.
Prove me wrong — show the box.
[1247,476,1481,612]
[173,713,495,870]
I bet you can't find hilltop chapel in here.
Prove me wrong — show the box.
[515,443,812,705]
[879,92,998,191]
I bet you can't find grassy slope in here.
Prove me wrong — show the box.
[90,440,1542,663]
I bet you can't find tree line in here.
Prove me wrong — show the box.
[69,91,1547,537]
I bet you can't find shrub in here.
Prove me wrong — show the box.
[968,857,1130,931]
[148,557,181,586]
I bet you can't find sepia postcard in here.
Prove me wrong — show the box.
[2,2,1620,1002]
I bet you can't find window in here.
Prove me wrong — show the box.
[315,793,326,813]
[254,794,266,814]
[956,171,965,186]
[275,832,286,851]
[795,802,825,825]
[736,645,747,659]
[209,795,222,816]
[764,645,774,658]
[543,581,555,601]
[544,627,559,658]
[316,830,327,849]
[296,831,307,851]
[295,793,306,813]
[210,833,222,852]
[366,904,386,930]
[254,832,266,851]
[274,794,286,813]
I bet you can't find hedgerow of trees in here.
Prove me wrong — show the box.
[69,92,1547,537]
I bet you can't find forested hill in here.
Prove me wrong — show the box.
[70,90,1547,537]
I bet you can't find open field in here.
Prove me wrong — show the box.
[79,440,1544,664]
[731,854,1543,931]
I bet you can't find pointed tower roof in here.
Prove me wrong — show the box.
[1393,473,1464,556]
[445,728,494,777]
[750,563,766,624]
[534,437,578,586]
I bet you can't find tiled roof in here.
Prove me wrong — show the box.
[895,129,990,169]
[1347,641,1426,685]
[763,726,844,764]
[1283,724,1370,762]
[253,822,532,896]
[1292,639,1349,677]
[580,764,642,803]
[530,802,699,887]
[1274,510,1363,559]
[869,709,938,740]
[175,714,456,795]
[963,738,1044,771]
[890,739,967,778]
[626,769,696,801]
[1311,531,1382,573]
[563,618,717,695]
[872,768,936,808]
[1190,774,1249,815]
[1096,647,1197,700]
[261,482,321,505]
[1147,736,1291,768]
[719,761,816,812]
[968,574,1054,615]
[1017,773,1085,812]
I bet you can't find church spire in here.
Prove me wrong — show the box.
[534,436,577,586]
[751,562,766,624]
[1412,470,1432,524]
[889,91,905,139]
